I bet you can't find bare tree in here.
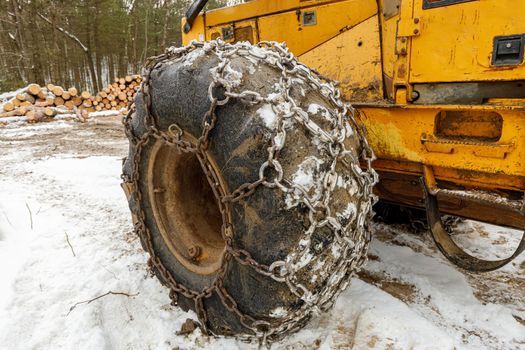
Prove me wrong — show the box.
[37,12,99,92]
[0,0,227,92]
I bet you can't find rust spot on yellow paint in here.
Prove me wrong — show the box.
[365,120,422,162]
[397,64,406,78]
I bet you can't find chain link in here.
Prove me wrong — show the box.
[122,39,378,343]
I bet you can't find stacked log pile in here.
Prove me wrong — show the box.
[92,75,142,111]
[1,75,142,122]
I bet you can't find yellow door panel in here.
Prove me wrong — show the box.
[300,16,384,102]
[256,0,377,57]
[409,0,525,83]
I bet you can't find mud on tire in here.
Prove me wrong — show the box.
[122,40,377,342]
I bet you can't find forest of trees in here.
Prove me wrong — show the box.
[0,0,230,93]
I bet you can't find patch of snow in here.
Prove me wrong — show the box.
[273,131,286,148]
[0,120,73,136]
[291,156,324,191]
[245,62,257,74]
[285,157,327,210]
[284,278,457,349]
[0,116,28,124]
[0,110,122,125]
[32,156,124,201]
[267,92,280,101]
[330,243,342,259]
[307,103,332,122]
[88,110,121,118]
[0,87,26,103]
[344,120,355,136]
[0,188,33,315]
[256,103,277,129]
[337,202,356,223]
[312,259,326,272]
[182,47,206,67]
[307,103,322,115]
[248,45,280,65]
[454,221,524,266]
[298,238,310,250]
[223,63,243,88]
[270,307,288,318]
[366,227,525,349]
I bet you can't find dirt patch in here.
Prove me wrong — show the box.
[367,253,380,261]
[366,335,379,347]
[469,271,525,307]
[330,322,356,350]
[176,318,199,336]
[0,116,127,160]
[358,270,417,304]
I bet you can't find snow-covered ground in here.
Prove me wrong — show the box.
[0,117,523,350]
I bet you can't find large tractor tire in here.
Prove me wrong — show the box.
[122,41,377,342]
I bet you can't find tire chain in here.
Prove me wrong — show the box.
[121,40,378,344]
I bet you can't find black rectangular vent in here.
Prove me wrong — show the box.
[423,0,476,9]
[492,34,525,66]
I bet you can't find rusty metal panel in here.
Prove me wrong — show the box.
[234,26,254,43]
[413,81,525,105]
[375,170,525,229]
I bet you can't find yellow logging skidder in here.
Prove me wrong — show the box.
[121,0,525,342]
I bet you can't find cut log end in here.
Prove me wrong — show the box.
[27,84,41,96]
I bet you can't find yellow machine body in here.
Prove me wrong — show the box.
[182,0,525,229]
